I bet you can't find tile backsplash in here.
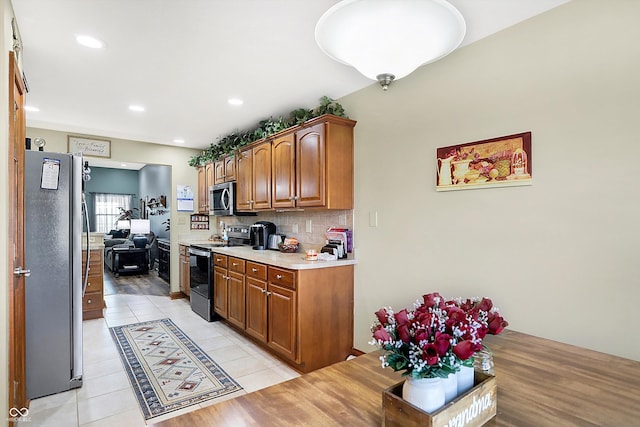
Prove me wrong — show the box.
[205,210,354,253]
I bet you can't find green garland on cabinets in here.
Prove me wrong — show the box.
[188,96,347,167]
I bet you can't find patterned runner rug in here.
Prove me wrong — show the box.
[110,318,242,420]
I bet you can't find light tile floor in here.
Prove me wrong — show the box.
[28,293,301,426]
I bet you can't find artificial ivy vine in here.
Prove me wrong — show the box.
[188,96,347,167]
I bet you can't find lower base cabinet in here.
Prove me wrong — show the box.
[215,255,354,373]
[82,249,105,320]
[179,245,190,298]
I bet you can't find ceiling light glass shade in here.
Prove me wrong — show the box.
[315,0,466,88]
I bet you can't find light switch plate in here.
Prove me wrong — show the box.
[292,223,299,233]
[369,211,378,227]
[306,219,313,233]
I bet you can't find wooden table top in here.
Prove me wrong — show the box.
[152,330,640,426]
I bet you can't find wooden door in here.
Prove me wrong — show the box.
[295,123,326,207]
[236,149,253,211]
[245,277,268,342]
[197,165,207,213]
[179,252,190,297]
[223,155,236,182]
[213,266,228,318]
[214,160,225,185]
[272,132,296,208]
[205,163,213,210]
[227,271,245,329]
[8,51,27,412]
[252,142,272,210]
[267,284,297,361]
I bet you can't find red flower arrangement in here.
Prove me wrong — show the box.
[370,292,508,379]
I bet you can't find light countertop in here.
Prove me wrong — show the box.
[178,240,356,270]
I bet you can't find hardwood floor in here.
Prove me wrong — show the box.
[103,267,170,296]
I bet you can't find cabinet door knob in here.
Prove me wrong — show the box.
[232,262,238,266]
[276,274,283,279]
[266,291,272,296]
[252,268,258,272]
[87,282,91,287]
[87,299,92,304]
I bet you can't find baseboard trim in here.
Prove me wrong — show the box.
[350,347,366,357]
[169,291,186,300]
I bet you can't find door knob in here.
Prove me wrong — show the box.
[13,267,31,277]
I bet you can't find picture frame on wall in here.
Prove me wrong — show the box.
[68,135,111,158]
[436,132,532,192]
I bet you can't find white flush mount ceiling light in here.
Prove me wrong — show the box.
[75,35,105,49]
[315,0,466,90]
[128,105,145,112]
[228,98,244,106]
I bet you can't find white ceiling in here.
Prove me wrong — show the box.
[13,0,569,153]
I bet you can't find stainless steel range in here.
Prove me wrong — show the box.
[189,225,250,321]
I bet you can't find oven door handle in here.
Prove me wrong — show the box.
[188,247,211,257]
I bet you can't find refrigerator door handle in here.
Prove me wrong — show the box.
[82,197,90,296]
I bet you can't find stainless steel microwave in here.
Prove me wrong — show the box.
[209,182,256,216]
[209,182,235,216]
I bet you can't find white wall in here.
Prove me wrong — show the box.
[342,0,640,361]
[25,128,201,292]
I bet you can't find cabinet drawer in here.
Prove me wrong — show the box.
[83,294,103,310]
[81,250,101,265]
[247,262,267,280]
[268,266,296,290]
[229,257,245,274]
[85,278,103,294]
[213,254,228,268]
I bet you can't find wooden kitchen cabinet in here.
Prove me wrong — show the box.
[214,155,237,185]
[227,257,246,329]
[272,114,356,210]
[197,163,213,213]
[271,131,297,208]
[179,245,190,298]
[245,262,268,342]
[213,254,228,318]
[236,141,272,211]
[82,249,104,320]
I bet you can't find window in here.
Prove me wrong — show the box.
[93,193,134,233]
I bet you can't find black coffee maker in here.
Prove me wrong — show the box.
[250,221,276,250]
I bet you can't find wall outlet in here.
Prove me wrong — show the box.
[306,219,313,233]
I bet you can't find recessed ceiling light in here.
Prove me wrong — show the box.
[76,35,105,49]
[173,139,185,144]
[228,98,243,106]
[24,105,40,112]
[128,105,145,112]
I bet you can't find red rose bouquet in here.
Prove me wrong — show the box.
[370,292,508,379]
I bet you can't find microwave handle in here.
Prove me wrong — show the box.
[221,188,231,211]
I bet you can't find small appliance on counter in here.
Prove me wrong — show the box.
[250,221,276,250]
[268,233,286,250]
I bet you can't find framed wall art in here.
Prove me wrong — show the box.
[436,132,532,192]
[68,135,111,158]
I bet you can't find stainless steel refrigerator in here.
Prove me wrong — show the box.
[24,150,88,399]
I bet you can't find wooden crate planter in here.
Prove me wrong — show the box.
[383,372,497,427]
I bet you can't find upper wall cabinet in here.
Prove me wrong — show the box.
[273,115,356,210]
[237,141,272,211]
[214,155,236,185]
[197,163,214,213]
[236,114,355,212]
